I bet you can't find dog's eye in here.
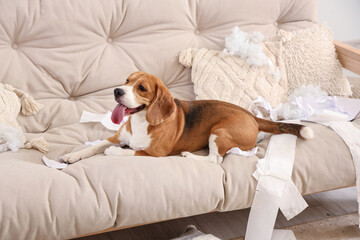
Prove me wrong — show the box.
[139,85,147,92]
[125,79,129,84]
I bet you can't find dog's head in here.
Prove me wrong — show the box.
[111,71,176,125]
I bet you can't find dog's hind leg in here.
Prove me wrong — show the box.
[181,134,223,164]
[181,119,257,164]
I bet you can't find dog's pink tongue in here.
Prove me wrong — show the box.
[111,104,126,124]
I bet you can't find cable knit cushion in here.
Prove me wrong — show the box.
[280,24,352,96]
[179,41,287,109]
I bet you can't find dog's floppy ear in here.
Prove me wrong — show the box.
[146,83,176,125]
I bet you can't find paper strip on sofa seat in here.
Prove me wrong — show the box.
[252,135,308,220]
[42,156,68,169]
[245,134,307,240]
[80,111,128,131]
[226,146,258,156]
[80,111,106,123]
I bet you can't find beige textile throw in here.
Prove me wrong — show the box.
[0,83,49,153]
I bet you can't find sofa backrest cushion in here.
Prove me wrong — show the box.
[0,0,317,133]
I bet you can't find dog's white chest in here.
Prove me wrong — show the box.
[120,112,151,151]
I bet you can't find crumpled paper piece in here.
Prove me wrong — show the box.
[248,96,279,121]
[43,140,103,169]
[248,96,282,143]
[85,140,103,146]
[280,95,360,122]
[42,156,67,169]
[273,85,360,121]
[227,146,258,157]
[246,134,307,240]
[248,88,360,123]
[80,111,129,131]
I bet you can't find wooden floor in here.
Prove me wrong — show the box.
[78,187,358,240]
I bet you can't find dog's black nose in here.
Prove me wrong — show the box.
[114,88,125,98]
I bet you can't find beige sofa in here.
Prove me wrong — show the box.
[0,0,359,239]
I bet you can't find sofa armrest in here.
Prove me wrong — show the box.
[334,40,360,75]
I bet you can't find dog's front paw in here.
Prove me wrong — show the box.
[60,152,82,164]
[104,146,124,156]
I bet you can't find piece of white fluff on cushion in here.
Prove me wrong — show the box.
[246,44,268,66]
[223,26,249,57]
[0,124,24,152]
[223,26,267,67]
[278,85,328,120]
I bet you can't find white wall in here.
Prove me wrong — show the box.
[318,0,360,77]
[318,0,360,42]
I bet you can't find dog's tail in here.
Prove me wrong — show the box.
[255,117,314,139]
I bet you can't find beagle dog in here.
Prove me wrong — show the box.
[61,71,313,164]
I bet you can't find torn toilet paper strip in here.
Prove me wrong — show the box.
[80,111,129,131]
[248,92,360,122]
[322,121,360,228]
[271,230,296,240]
[85,140,103,146]
[280,96,360,121]
[43,141,103,169]
[245,134,307,240]
[306,109,348,123]
[226,146,258,157]
[252,134,308,220]
[79,111,106,123]
[42,156,67,169]
[280,181,309,220]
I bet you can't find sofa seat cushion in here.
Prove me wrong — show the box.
[0,123,225,239]
[1,116,358,239]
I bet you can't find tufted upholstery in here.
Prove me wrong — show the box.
[2,1,355,240]
[0,0,317,134]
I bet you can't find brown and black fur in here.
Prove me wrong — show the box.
[62,71,312,164]
[108,71,311,158]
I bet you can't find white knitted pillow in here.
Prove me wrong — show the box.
[179,41,287,109]
[280,24,352,96]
